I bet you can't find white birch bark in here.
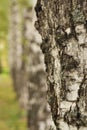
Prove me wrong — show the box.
[35,0,87,130]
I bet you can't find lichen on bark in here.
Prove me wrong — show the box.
[35,0,87,130]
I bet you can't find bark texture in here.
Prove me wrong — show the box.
[35,0,87,130]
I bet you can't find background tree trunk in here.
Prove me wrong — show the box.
[8,0,22,102]
[35,0,87,130]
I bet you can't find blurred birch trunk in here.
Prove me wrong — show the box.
[8,0,24,105]
[35,0,87,130]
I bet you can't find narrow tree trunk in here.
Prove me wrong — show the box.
[9,0,29,109]
[8,0,22,100]
[35,0,87,130]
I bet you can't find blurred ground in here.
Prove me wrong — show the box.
[0,73,27,130]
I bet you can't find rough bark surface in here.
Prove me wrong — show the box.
[35,0,87,130]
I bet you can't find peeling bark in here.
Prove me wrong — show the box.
[35,0,87,130]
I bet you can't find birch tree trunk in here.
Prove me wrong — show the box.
[35,0,87,130]
[9,0,29,109]
[8,0,23,102]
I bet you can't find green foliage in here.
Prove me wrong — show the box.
[0,75,27,130]
[0,0,10,39]
[2,68,9,75]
